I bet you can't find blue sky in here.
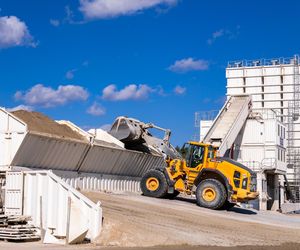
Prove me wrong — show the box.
[0,0,300,146]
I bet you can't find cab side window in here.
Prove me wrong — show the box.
[207,146,215,159]
[190,145,205,168]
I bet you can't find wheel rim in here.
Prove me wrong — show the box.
[146,177,159,191]
[202,187,216,202]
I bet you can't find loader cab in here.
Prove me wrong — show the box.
[183,142,217,169]
[183,142,206,169]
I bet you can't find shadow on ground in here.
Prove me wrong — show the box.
[172,196,257,215]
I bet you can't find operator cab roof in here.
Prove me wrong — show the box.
[188,141,219,149]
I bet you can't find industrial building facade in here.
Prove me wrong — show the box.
[199,105,287,210]
[198,55,300,210]
[226,56,300,202]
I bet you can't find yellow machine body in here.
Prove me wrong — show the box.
[165,141,259,204]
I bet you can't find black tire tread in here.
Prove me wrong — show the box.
[140,169,168,198]
[196,178,227,210]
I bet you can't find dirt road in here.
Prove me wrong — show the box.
[0,242,300,250]
[84,191,300,248]
[1,191,299,250]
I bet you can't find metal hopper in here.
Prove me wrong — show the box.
[0,108,165,177]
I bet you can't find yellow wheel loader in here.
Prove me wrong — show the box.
[141,141,259,210]
[108,117,258,210]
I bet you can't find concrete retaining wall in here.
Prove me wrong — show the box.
[4,170,102,244]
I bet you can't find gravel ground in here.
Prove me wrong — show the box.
[0,242,300,250]
[1,191,299,250]
[83,192,300,248]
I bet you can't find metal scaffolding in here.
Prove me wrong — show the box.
[286,55,300,201]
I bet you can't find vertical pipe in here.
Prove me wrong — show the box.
[39,195,45,241]
[65,196,71,244]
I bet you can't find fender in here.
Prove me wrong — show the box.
[154,167,176,194]
[194,168,233,196]
[154,167,176,186]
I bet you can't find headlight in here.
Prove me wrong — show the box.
[234,171,241,179]
[234,179,240,188]
[242,178,248,189]
[250,175,257,192]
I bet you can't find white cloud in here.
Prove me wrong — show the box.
[7,105,33,112]
[173,85,186,95]
[15,84,89,108]
[65,69,77,79]
[64,5,80,24]
[50,19,60,27]
[0,16,36,48]
[79,0,178,19]
[157,85,167,96]
[168,58,209,73]
[207,26,240,45]
[207,29,225,45]
[65,61,88,80]
[87,102,106,116]
[102,84,154,101]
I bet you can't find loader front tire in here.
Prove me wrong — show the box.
[196,179,227,210]
[141,169,168,198]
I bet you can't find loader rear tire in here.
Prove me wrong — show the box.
[196,179,227,210]
[141,169,168,198]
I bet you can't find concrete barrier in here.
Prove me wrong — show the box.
[54,170,142,193]
[4,170,102,244]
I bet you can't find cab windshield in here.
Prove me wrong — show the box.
[190,145,205,168]
[183,144,205,168]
